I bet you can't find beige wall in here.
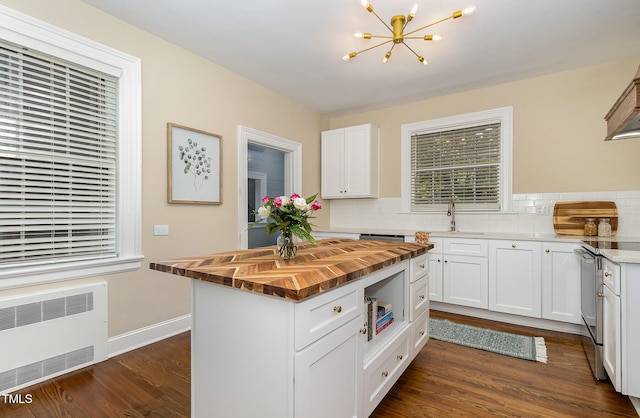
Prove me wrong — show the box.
[0,0,324,337]
[1,0,638,341]
[327,57,640,196]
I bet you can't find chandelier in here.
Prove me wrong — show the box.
[343,1,476,66]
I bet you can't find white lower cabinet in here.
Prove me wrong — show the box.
[541,242,582,323]
[489,240,542,318]
[602,283,621,391]
[435,237,489,309]
[427,238,443,302]
[295,315,364,418]
[444,254,488,309]
[412,309,430,356]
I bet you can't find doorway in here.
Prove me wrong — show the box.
[238,126,302,249]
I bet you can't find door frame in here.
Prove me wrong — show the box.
[238,126,302,249]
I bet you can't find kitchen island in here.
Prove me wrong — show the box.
[150,238,432,418]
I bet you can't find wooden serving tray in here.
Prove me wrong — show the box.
[553,201,618,235]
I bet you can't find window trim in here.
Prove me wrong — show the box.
[0,5,142,289]
[401,106,513,213]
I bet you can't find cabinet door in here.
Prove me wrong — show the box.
[427,238,443,302]
[443,254,488,309]
[295,315,364,418]
[320,129,345,198]
[603,285,621,392]
[541,242,581,324]
[344,125,378,198]
[489,241,542,317]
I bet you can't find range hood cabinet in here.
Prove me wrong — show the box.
[604,64,640,141]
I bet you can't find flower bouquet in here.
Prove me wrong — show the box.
[249,193,322,258]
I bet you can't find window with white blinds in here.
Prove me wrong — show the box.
[0,6,142,288]
[0,40,118,267]
[411,122,501,211]
[401,107,513,213]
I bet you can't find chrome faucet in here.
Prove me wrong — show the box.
[447,199,456,232]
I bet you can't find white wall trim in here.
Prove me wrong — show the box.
[107,314,191,357]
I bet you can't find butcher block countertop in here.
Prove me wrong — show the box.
[149,238,432,301]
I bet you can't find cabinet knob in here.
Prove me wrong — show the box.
[597,292,605,298]
[545,249,550,253]
[512,244,516,248]
[333,305,342,313]
[419,263,425,269]
[360,327,367,335]
[438,259,442,263]
[444,259,448,263]
[382,371,389,377]
[397,354,403,360]
[604,272,612,277]
[419,294,425,299]
[420,331,425,336]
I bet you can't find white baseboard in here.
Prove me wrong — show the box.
[107,314,191,357]
[630,396,640,415]
[430,302,583,335]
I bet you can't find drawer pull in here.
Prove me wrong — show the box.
[360,327,367,335]
[545,249,550,253]
[419,263,425,269]
[604,272,612,277]
[512,244,516,248]
[397,354,403,360]
[382,371,389,377]
[420,331,425,336]
[419,294,425,299]
[333,305,342,313]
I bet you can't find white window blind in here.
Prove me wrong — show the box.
[0,40,118,268]
[410,122,502,212]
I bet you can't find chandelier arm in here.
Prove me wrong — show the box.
[404,15,454,37]
[369,9,394,33]
[401,42,421,58]
[354,39,394,55]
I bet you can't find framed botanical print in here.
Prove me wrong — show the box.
[167,123,222,204]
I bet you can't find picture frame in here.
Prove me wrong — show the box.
[167,123,222,204]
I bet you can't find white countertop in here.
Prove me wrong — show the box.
[315,228,640,263]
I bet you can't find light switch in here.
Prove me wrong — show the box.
[154,225,169,236]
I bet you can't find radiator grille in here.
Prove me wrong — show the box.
[0,283,107,393]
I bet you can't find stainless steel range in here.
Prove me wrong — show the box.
[576,239,640,380]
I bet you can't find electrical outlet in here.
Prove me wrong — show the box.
[153,225,169,236]
[535,205,548,215]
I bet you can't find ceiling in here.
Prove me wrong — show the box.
[81,0,640,115]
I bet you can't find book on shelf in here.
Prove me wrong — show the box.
[376,310,394,335]
[376,299,392,317]
[365,296,378,341]
[376,316,394,335]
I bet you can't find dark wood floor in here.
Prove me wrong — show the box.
[2,311,637,417]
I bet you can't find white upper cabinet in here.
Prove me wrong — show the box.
[321,124,379,199]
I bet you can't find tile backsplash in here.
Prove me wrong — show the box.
[329,191,640,238]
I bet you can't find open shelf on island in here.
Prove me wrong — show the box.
[363,264,409,363]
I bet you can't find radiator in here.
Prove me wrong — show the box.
[0,282,108,393]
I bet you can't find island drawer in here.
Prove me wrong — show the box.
[410,274,429,321]
[294,280,364,350]
[363,325,411,416]
[412,310,429,357]
[411,254,428,282]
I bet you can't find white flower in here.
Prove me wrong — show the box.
[293,197,307,210]
[257,206,271,219]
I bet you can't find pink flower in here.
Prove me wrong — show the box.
[261,195,270,204]
[273,196,283,207]
[311,201,322,211]
[290,193,300,200]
